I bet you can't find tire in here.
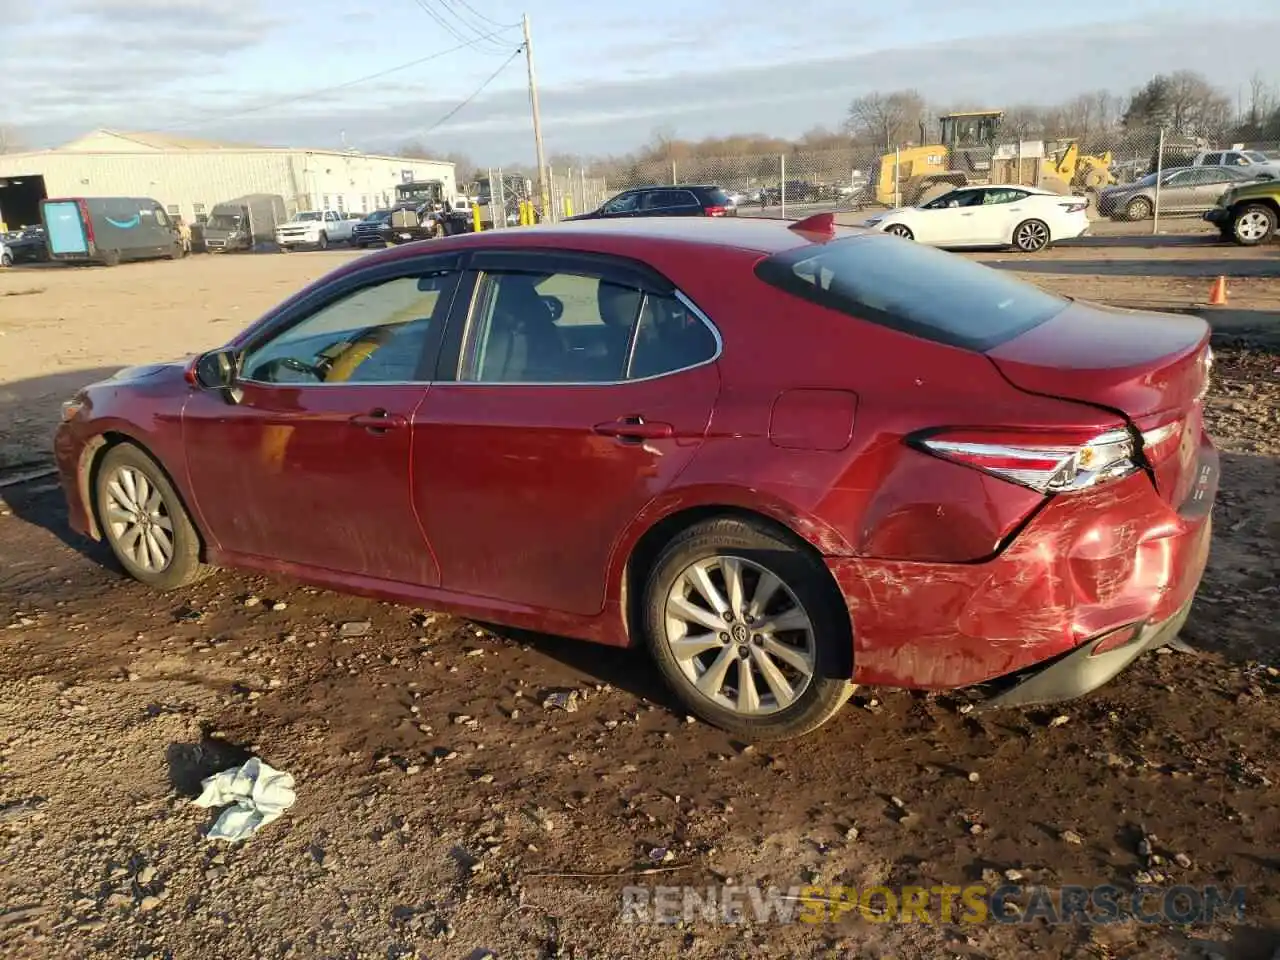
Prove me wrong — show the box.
[1126,197,1152,221]
[1012,218,1051,253]
[642,516,855,741]
[317,232,329,250]
[1,252,11,267]
[1230,204,1276,246]
[885,224,914,240]
[100,249,121,267]
[94,442,210,590]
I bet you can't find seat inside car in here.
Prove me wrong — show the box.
[479,274,565,381]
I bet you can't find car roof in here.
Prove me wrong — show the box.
[355,216,869,268]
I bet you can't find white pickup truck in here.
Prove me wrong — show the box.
[275,210,357,250]
[1191,149,1280,181]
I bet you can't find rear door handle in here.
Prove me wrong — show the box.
[350,409,408,433]
[593,416,674,441]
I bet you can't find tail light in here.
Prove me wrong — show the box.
[914,427,1138,494]
[1059,201,1088,213]
[1137,418,1183,465]
[78,199,96,245]
[703,205,728,217]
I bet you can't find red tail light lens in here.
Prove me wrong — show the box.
[703,205,727,217]
[78,199,95,245]
[915,427,1138,494]
[1060,202,1088,213]
[1137,417,1184,465]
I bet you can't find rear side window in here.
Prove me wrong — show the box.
[755,236,1066,352]
[700,187,732,207]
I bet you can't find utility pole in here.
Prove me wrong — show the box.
[522,13,550,222]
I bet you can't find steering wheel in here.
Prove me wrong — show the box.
[542,295,565,322]
[257,356,324,383]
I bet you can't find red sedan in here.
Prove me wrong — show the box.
[54,214,1218,740]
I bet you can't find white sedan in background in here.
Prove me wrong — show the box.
[862,185,1090,252]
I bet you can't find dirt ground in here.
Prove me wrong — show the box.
[0,231,1278,959]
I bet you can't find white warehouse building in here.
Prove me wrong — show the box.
[0,129,457,230]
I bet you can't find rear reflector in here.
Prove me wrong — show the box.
[915,426,1138,494]
[1089,625,1141,657]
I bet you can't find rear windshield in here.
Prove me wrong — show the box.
[755,235,1066,351]
[700,187,732,206]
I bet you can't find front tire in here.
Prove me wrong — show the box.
[1126,197,1152,221]
[885,223,914,240]
[642,517,855,741]
[94,442,209,590]
[317,232,329,250]
[1231,204,1276,246]
[1,252,11,267]
[1012,218,1050,252]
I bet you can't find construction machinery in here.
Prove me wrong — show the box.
[873,111,1117,207]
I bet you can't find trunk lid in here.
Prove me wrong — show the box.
[986,300,1212,506]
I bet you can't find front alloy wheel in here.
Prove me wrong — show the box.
[95,442,209,589]
[1231,204,1276,246]
[643,516,855,740]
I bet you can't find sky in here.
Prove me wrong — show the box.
[2,0,1280,164]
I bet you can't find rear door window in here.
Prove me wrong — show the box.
[755,235,1066,351]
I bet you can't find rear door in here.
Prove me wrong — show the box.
[642,189,703,217]
[974,187,1031,244]
[411,248,722,616]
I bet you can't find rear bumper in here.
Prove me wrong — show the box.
[981,591,1197,708]
[828,433,1218,691]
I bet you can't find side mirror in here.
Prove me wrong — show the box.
[193,350,243,404]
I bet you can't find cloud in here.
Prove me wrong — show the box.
[7,8,1280,165]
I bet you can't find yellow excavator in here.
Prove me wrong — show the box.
[873,111,1115,206]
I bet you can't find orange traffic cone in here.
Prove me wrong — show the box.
[1209,276,1228,306]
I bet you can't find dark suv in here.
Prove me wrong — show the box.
[568,184,737,220]
[351,209,393,248]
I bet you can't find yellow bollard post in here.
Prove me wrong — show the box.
[563,195,573,218]
[472,203,483,233]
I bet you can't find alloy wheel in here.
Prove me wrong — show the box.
[886,224,913,239]
[1014,220,1049,252]
[663,555,816,716]
[103,465,175,572]
[1235,210,1273,243]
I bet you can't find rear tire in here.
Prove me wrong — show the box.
[1,252,12,267]
[100,249,121,267]
[642,516,855,741]
[1230,204,1276,246]
[94,442,210,590]
[1012,218,1051,252]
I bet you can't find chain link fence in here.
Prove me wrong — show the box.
[483,132,1279,233]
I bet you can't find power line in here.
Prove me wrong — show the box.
[450,0,513,29]
[409,0,511,54]
[416,47,523,137]
[437,0,515,49]
[168,29,518,131]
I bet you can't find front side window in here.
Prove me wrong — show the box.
[242,272,458,385]
[1202,153,1223,166]
[602,193,640,214]
[459,270,717,384]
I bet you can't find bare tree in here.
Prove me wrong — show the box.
[1001,105,1046,142]
[845,90,927,151]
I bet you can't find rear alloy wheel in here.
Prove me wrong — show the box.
[1012,218,1050,253]
[1126,197,1152,221]
[885,224,914,240]
[643,517,855,740]
[1231,204,1277,246]
[95,442,209,590]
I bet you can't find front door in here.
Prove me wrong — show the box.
[413,252,722,616]
[915,188,984,245]
[183,265,462,585]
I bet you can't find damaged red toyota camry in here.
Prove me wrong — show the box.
[54,214,1218,740]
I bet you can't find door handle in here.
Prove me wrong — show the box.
[593,416,674,441]
[350,409,407,433]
